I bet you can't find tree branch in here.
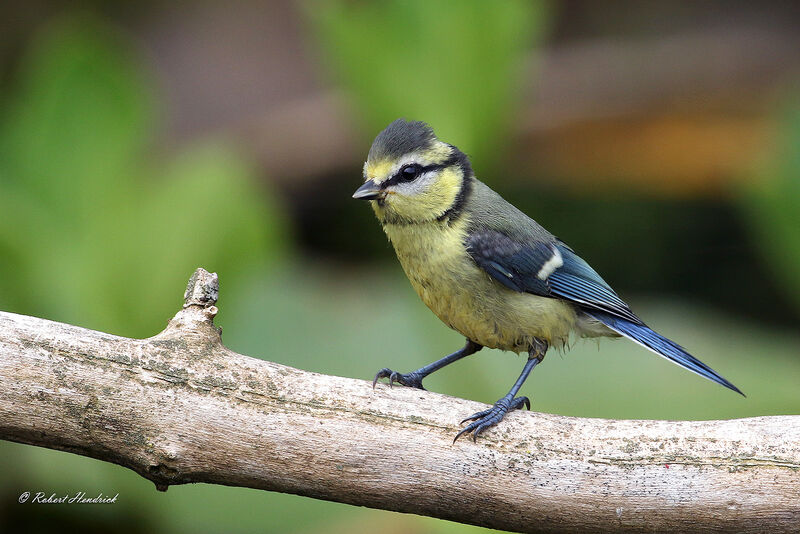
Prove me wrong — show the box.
[1,268,798,533]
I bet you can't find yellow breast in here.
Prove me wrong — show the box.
[382,218,577,352]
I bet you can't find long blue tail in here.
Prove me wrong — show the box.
[588,311,743,395]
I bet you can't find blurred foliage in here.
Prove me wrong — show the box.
[0,15,286,338]
[739,94,800,313]
[305,0,550,172]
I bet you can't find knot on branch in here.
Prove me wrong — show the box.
[184,268,219,308]
[147,462,180,492]
[157,268,222,345]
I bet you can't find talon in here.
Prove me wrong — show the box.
[514,396,531,411]
[460,408,492,425]
[372,368,425,390]
[372,368,392,389]
[453,423,478,443]
[453,395,530,443]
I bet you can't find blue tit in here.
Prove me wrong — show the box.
[353,119,742,442]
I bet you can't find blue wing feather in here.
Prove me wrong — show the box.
[466,231,743,394]
[481,259,523,292]
[587,310,743,395]
[468,232,640,323]
[548,244,642,324]
[466,231,551,295]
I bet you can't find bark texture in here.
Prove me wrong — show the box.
[0,268,798,533]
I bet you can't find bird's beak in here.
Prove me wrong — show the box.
[352,180,383,200]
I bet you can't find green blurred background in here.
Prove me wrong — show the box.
[0,1,798,532]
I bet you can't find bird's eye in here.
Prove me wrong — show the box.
[400,164,420,181]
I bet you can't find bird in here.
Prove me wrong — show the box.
[353,119,743,442]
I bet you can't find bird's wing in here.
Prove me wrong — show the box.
[466,230,642,324]
[466,228,742,394]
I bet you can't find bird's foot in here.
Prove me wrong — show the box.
[454,394,530,443]
[372,368,426,390]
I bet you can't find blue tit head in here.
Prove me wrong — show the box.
[353,119,472,224]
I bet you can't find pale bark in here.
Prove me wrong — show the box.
[0,268,798,533]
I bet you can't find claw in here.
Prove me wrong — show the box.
[453,394,530,443]
[372,368,393,389]
[472,424,489,442]
[459,408,493,425]
[372,368,425,390]
[453,426,472,443]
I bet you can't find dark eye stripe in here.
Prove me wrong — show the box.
[381,154,460,188]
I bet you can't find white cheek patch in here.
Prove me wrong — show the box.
[537,246,564,280]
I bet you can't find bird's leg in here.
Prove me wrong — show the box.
[455,339,548,443]
[373,339,482,390]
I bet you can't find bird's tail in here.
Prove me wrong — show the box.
[587,310,743,396]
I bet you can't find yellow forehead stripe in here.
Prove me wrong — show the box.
[366,159,394,183]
